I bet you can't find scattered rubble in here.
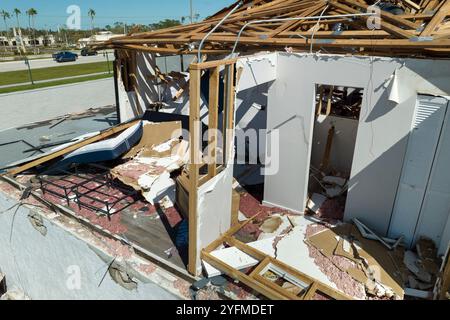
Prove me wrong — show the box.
[0,287,31,300]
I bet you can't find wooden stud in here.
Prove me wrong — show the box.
[320,125,335,171]
[208,67,220,179]
[188,66,202,276]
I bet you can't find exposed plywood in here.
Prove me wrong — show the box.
[123,121,182,158]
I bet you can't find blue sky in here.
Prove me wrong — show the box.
[0,0,235,30]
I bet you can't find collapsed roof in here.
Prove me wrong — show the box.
[95,0,450,58]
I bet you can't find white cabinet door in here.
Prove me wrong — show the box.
[413,98,450,252]
[388,95,448,247]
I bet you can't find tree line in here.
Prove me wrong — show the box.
[1,7,181,43]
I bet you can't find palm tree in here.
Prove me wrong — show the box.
[12,8,24,51]
[1,10,11,51]
[88,9,96,35]
[1,10,10,35]
[26,8,37,50]
[13,8,21,29]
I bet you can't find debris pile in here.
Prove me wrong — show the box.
[201,183,448,301]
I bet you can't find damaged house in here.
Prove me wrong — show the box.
[1,0,450,300]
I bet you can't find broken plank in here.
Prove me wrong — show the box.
[201,250,289,300]
[421,0,450,36]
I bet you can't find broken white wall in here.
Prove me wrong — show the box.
[117,52,276,155]
[265,53,450,238]
[311,115,358,176]
[0,191,180,300]
[117,53,146,121]
[235,53,277,164]
[192,53,278,273]
[195,168,234,274]
[117,52,204,124]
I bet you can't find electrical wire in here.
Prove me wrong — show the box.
[309,5,329,54]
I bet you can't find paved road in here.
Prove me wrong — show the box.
[0,78,115,131]
[0,53,114,72]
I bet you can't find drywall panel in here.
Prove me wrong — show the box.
[265,53,450,236]
[235,53,277,164]
[195,167,233,274]
[311,115,358,175]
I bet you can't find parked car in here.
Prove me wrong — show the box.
[53,51,71,60]
[55,52,78,63]
[81,48,98,56]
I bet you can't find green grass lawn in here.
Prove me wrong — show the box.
[0,73,113,94]
[0,61,114,86]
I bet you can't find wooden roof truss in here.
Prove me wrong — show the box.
[94,0,450,58]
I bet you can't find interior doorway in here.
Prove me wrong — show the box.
[305,84,363,220]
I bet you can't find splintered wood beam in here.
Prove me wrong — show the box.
[116,44,184,54]
[266,2,327,38]
[421,0,450,36]
[402,0,422,11]
[340,0,421,30]
[320,125,335,171]
[115,44,230,55]
[189,34,450,49]
[329,1,414,39]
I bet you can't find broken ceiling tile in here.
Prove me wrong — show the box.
[258,214,292,240]
[307,193,327,213]
[322,176,347,187]
[403,251,432,283]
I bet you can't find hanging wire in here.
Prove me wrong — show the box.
[309,5,330,54]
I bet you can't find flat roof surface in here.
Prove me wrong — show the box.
[0,106,117,169]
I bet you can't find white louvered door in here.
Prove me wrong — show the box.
[388,95,449,247]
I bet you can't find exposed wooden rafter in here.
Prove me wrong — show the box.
[92,0,450,57]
